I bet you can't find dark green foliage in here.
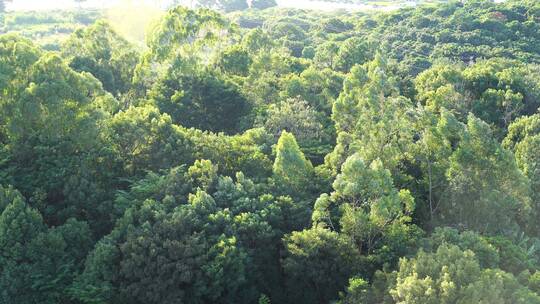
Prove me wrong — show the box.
[0,189,93,303]
[71,161,309,303]
[424,227,500,269]
[217,45,252,76]
[283,227,361,304]
[115,207,249,304]
[150,65,251,134]
[368,0,540,86]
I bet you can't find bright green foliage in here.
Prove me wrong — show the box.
[412,109,532,233]
[334,37,373,72]
[415,59,540,136]
[61,20,139,96]
[425,227,500,269]
[314,42,339,69]
[273,131,314,194]
[107,104,273,179]
[410,107,455,225]
[366,0,540,92]
[0,184,23,213]
[339,277,370,304]
[529,271,540,294]
[313,153,418,274]
[280,67,344,115]
[0,10,100,50]
[504,114,540,234]
[188,159,219,190]
[517,141,540,221]
[332,156,415,240]
[242,50,303,105]
[115,207,249,304]
[0,34,41,98]
[107,105,195,177]
[4,53,113,142]
[147,7,233,62]
[258,294,271,304]
[390,244,540,304]
[241,28,275,54]
[422,227,539,276]
[282,227,361,304]
[134,7,235,90]
[504,114,540,151]
[414,63,468,115]
[327,55,414,175]
[332,156,415,230]
[193,128,274,178]
[312,35,374,73]
[0,34,41,141]
[278,67,343,162]
[258,97,326,145]
[443,114,531,233]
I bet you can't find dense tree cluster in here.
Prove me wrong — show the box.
[1,0,540,303]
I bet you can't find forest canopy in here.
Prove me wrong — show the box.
[1,0,540,303]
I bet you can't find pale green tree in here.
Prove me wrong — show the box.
[273,131,314,193]
[390,244,540,304]
[313,154,416,257]
[327,55,414,176]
